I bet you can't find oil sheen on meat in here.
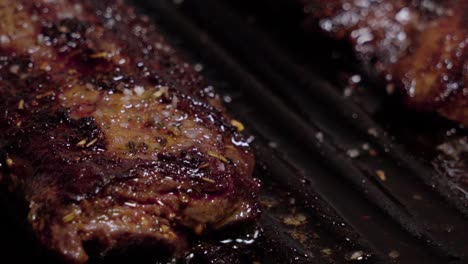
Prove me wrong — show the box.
[0,0,259,263]
[302,0,468,125]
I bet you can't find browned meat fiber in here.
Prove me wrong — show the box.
[0,0,260,263]
[302,0,468,125]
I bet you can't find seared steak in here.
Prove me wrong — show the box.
[0,0,259,263]
[302,0,468,125]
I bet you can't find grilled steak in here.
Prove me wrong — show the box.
[0,0,259,263]
[302,0,468,125]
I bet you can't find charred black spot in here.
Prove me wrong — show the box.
[23,72,54,94]
[157,152,177,161]
[147,73,162,86]
[0,53,33,83]
[26,111,104,148]
[81,72,136,93]
[41,19,117,78]
[126,141,137,155]
[73,116,102,140]
[125,141,149,155]
[180,147,206,168]
[41,18,88,53]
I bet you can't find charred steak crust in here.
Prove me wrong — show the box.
[0,0,259,263]
[302,0,468,125]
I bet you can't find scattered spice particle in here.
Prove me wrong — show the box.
[134,85,145,96]
[85,138,98,147]
[289,230,308,243]
[201,177,215,183]
[85,83,94,90]
[268,141,278,148]
[230,119,245,132]
[194,224,203,235]
[165,137,174,146]
[349,251,364,261]
[9,64,20,74]
[5,158,14,167]
[388,250,400,259]
[16,121,22,127]
[18,99,25,110]
[168,212,176,219]
[179,193,189,203]
[40,62,51,71]
[194,63,203,72]
[343,87,353,97]
[225,145,236,150]
[36,91,55,99]
[260,197,278,209]
[367,127,379,137]
[321,248,333,255]
[62,211,76,223]
[289,197,296,205]
[0,35,10,45]
[76,139,87,147]
[153,90,164,98]
[160,225,170,233]
[376,170,386,181]
[140,217,149,227]
[89,51,108,59]
[283,214,307,226]
[315,132,324,142]
[208,151,229,163]
[198,162,210,169]
[386,84,395,94]
[223,95,232,103]
[350,74,362,83]
[347,148,360,158]
[412,193,423,200]
[361,143,370,150]
[153,86,169,98]
[369,149,378,157]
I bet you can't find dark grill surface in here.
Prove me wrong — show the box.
[0,1,466,263]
